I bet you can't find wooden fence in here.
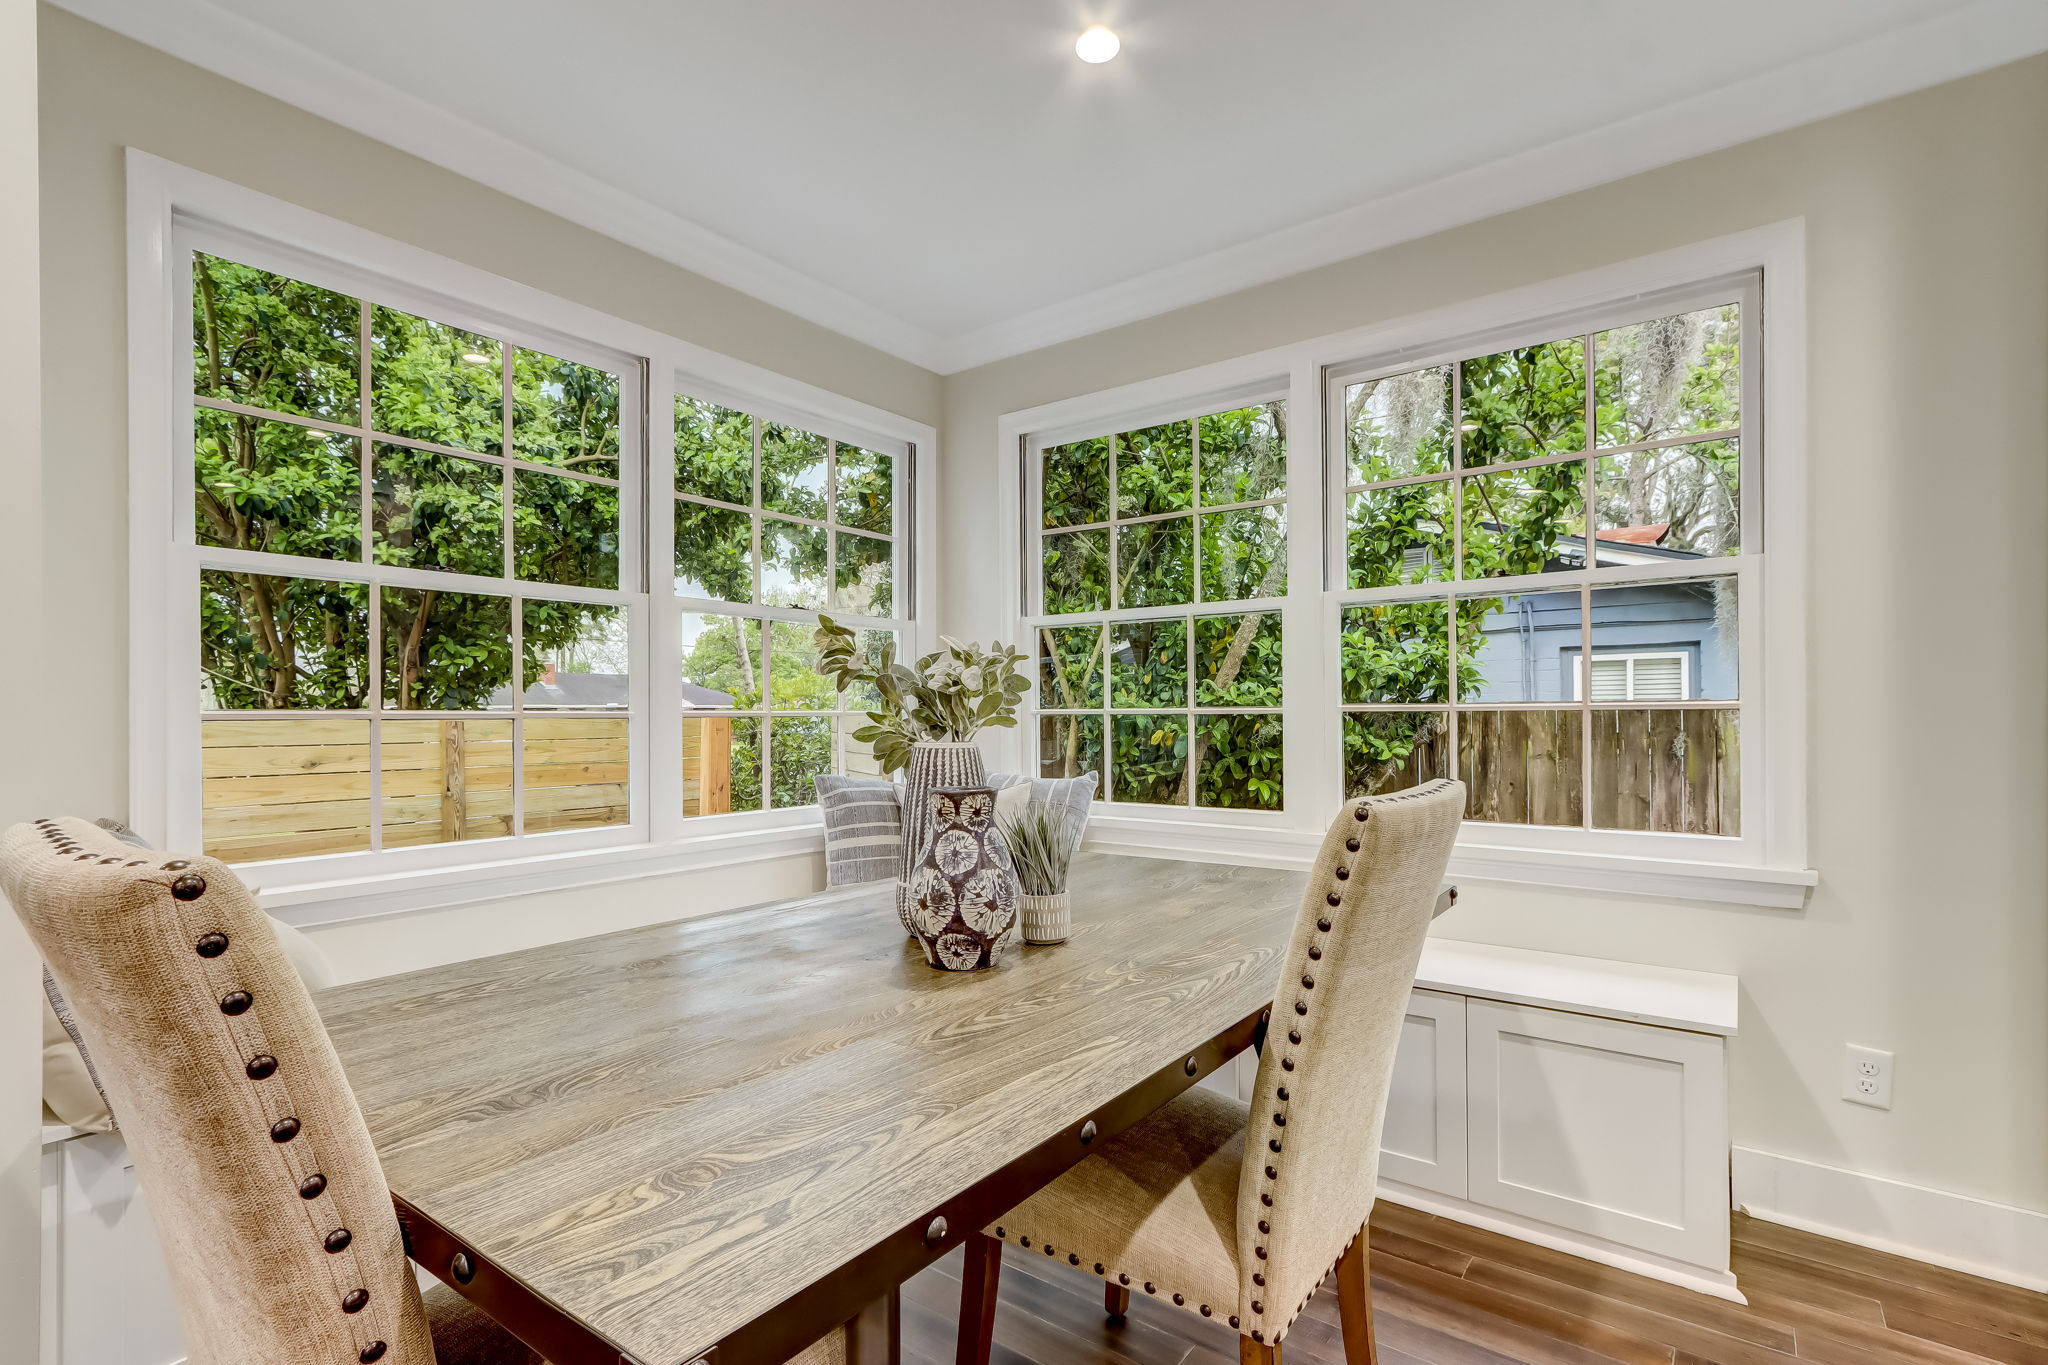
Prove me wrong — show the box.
[1585,708,1738,836]
[1347,707,1738,836]
[202,715,634,863]
[681,717,733,817]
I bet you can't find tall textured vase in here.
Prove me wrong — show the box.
[906,787,1021,970]
[896,740,986,933]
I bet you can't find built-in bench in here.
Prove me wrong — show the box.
[1203,938,1741,1301]
[1389,940,1739,1300]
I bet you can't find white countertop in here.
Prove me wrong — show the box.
[1414,937,1739,1036]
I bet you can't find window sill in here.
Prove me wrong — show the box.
[1082,812,1815,909]
[259,821,827,927]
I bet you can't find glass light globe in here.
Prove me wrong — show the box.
[1075,26,1120,64]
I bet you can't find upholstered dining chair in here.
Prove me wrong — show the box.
[3,817,844,1365]
[956,779,1465,1365]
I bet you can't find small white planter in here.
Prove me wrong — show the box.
[1020,891,1071,945]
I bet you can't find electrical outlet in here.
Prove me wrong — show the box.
[1843,1044,1893,1109]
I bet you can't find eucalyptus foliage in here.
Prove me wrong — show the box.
[814,617,1029,774]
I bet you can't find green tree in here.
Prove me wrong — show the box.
[195,254,621,711]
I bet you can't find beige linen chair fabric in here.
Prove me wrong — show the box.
[42,910,339,1133]
[973,779,1464,1356]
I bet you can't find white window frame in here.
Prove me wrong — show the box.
[127,152,937,923]
[1573,651,1693,702]
[1024,382,1291,812]
[991,222,1813,908]
[664,369,917,810]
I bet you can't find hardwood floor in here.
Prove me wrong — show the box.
[898,1202,2048,1365]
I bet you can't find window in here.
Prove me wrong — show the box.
[189,249,642,864]
[1335,283,1751,837]
[142,165,930,892]
[1004,235,1802,901]
[671,396,912,815]
[1029,401,1288,810]
[1577,651,1690,702]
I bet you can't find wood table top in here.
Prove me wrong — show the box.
[319,851,1311,1365]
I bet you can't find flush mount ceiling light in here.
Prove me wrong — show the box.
[1075,26,1120,63]
[459,351,492,364]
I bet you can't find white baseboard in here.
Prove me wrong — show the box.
[1732,1147,2048,1294]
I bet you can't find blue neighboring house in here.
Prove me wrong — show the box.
[1464,524,1736,704]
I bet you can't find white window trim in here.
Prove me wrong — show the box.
[126,151,938,921]
[991,221,1813,909]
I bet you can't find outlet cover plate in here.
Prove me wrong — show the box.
[1843,1044,1893,1109]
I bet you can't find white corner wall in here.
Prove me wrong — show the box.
[1,0,44,1357]
[939,54,2048,1238]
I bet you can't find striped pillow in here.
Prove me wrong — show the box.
[815,775,905,886]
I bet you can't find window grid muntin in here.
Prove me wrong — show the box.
[1331,282,1755,837]
[1037,406,1285,616]
[1028,397,1289,812]
[673,390,912,815]
[189,246,643,861]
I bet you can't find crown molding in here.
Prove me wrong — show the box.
[52,0,2048,376]
[939,0,2048,371]
[51,0,955,372]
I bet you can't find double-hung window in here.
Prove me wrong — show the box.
[1011,253,1796,899]
[144,163,928,895]
[187,242,645,866]
[1333,277,1753,838]
[669,392,913,813]
[1028,400,1289,811]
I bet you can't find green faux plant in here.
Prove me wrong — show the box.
[813,617,1030,774]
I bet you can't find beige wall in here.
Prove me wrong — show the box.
[942,56,2048,1214]
[2,0,44,1354]
[35,8,942,973]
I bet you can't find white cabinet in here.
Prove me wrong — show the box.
[40,1130,187,1365]
[1378,988,1466,1198]
[1465,999,1730,1272]
[1374,943,1740,1302]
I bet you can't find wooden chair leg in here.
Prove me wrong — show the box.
[957,1234,1002,1365]
[1239,1337,1281,1364]
[1334,1225,1378,1365]
[1104,1281,1131,1322]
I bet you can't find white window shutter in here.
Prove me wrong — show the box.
[1588,657,1629,701]
[1632,655,1686,700]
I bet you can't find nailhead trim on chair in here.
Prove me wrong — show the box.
[984,784,1458,1352]
[26,823,400,1365]
[1249,799,1368,1338]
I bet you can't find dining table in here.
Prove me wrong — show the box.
[318,850,1456,1365]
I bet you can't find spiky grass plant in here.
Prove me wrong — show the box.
[999,805,1080,897]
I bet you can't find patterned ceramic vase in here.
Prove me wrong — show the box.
[896,740,987,933]
[906,786,1021,971]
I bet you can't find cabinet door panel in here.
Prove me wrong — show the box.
[1379,988,1466,1197]
[1465,1000,1727,1268]
[52,1135,187,1365]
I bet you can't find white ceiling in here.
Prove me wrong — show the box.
[55,0,2048,372]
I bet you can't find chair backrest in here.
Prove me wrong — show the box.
[1233,780,1463,1341]
[2,818,434,1365]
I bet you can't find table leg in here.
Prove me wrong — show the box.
[844,1285,900,1365]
